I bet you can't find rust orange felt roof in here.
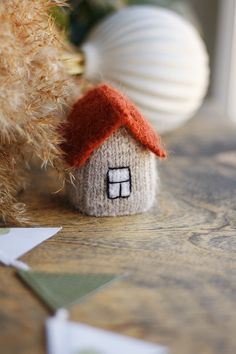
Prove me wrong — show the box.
[62,84,167,167]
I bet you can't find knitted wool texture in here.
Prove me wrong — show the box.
[67,127,158,216]
[62,84,167,167]
[63,84,166,216]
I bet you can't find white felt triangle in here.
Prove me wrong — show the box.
[0,227,61,270]
[46,310,168,354]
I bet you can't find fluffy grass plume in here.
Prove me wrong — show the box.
[0,0,78,224]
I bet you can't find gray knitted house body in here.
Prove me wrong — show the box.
[63,85,167,217]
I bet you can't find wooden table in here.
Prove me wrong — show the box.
[1,103,236,354]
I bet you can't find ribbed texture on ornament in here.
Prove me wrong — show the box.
[82,6,209,133]
[67,127,158,216]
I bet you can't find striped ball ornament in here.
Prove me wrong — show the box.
[81,6,210,133]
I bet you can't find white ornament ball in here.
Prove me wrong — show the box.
[81,6,210,133]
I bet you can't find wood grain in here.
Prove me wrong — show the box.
[0,102,236,354]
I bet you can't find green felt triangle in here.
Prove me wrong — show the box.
[18,271,122,311]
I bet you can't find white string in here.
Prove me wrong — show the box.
[46,308,70,354]
[0,251,30,271]
[10,259,30,271]
[55,308,69,320]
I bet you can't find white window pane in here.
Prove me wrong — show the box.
[108,168,130,183]
[121,181,131,197]
[108,183,120,199]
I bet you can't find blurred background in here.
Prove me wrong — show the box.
[54,0,236,130]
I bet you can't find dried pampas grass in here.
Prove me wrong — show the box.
[0,0,78,224]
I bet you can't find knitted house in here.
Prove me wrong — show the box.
[62,84,167,216]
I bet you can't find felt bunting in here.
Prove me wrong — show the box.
[18,271,122,311]
[0,228,61,270]
[46,310,168,354]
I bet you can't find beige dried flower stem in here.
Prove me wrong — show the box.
[0,0,78,225]
[61,49,85,75]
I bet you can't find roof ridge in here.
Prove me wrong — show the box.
[62,84,167,167]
